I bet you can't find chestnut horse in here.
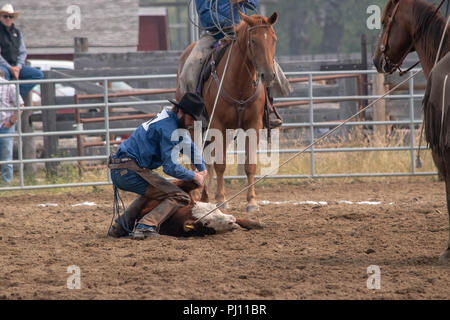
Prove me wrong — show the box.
[176,12,279,212]
[373,0,450,262]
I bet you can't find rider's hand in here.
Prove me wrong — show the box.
[1,120,11,129]
[10,66,20,80]
[193,170,207,187]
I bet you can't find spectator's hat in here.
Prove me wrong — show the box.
[0,4,19,19]
[169,93,205,121]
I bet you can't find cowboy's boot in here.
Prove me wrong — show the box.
[267,95,283,129]
[108,195,148,238]
[132,198,186,240]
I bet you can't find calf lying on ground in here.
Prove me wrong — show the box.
[108,180,265,238]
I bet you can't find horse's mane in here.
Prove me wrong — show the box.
[381,0,394,25]
[413,0,449,62]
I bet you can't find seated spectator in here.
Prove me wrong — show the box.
[0,3,43,100]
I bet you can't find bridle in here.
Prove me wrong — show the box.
[246,24,275,65]
[380,0,447,75]
[210,22,275,110]
[239,23,276,88]
[208,22,275,128]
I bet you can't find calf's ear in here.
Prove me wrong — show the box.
[183,220,197,232]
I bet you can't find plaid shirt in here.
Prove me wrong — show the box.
[0,77,23,126]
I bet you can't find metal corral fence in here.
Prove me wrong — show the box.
[0,69,436,191]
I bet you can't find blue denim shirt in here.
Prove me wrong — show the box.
[196,0,258,34]
[116,108,206,181]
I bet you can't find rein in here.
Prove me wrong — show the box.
[381,0,447,76]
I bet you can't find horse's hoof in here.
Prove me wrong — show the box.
[246,204,259,213]
[438,249,450,264]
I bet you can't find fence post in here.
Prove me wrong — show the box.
[188,1,199,43]
[74,37,88,53]
[74,37,88,176]
[373,73,387,140]
[409,71,415,174]
[21,92,36,176]
[361,34,369,117]
[309,73,315,178]
[41,76,58,178]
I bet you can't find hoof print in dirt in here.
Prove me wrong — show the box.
[438,250,450,264]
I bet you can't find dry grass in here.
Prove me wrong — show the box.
[222,126,437,178]
[1,127,439,196]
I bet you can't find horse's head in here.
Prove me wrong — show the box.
[373,0,415,74]
[238,11,278,86]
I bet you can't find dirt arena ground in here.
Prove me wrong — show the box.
[1,178,449,300]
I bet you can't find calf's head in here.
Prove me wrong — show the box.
[189,202,239,234]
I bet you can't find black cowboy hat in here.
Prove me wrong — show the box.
[169,93,205,121]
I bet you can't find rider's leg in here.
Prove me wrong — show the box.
[136,171,190,232]
[179,33,216,95]
[267,61,292,128]
[269,60,293,98]
[108,168,149,238]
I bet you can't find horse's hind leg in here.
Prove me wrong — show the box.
[432,149,445,181]
[439,189,450,263]
[439,155,450,264]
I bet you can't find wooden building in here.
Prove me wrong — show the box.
[11,0,140,59]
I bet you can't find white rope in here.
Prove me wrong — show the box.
[440,74,449,143]
[434,14,450,67]
[193,70,423,224]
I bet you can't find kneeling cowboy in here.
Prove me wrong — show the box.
[107,93,208,239]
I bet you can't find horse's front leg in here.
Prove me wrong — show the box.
[205,162,215,200]
[214,131,228,209]
[439,186,450,264]
[439,157,450,264]
[245,129,259,212]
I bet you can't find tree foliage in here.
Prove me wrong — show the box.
[264,0,388,55]
[140,0,391,55]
